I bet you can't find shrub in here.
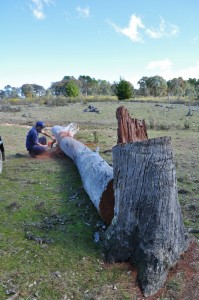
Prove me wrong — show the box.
[148,118,155,129]
[184,119,190,130]
[115,79,134,100]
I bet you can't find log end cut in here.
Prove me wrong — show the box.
[99,179,114,225]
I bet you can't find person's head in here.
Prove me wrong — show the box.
[35,121,45,132]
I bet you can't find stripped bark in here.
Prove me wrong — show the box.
[52,125,114,224]
[116,106,148,144]
[103,136,189,296]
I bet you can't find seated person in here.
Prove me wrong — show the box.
[26,121,55,157]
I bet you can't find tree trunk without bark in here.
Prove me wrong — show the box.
[103,136,189,296]
[52,125,114,224]
[116,106,148,144]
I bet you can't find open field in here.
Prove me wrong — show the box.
[0,101,199,300]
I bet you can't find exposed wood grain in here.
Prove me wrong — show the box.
[116,106,148,144]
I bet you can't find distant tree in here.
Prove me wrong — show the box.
[63,75,76,81]
[115,79,134,100]
[50,80,67,96]
[111,81,118,95]
[167,77,186,97]
[3,85,21,98]
[187,78,197,87]
[3,85,12,98]
[147,76,167,97]
[11,87,21,98]
[97,79,112,95]
[65,80,79,97]
[21,84,34,98]
[78,75,96,96]
[50,79,79,97]
[187,78,199,100]
[195,79,199,99]
[138,76,150,96]
[32,84,46,97]
[184,82,196,98]
[0,90,5,99]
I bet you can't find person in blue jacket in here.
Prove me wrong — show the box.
[26,121,55,157]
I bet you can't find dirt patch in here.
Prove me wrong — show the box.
[103,239,199,299]
[34,147,66,159]
[142,239,199,299]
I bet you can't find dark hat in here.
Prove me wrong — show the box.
[36,121,45,128]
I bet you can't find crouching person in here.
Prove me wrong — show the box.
[26,121,55,158]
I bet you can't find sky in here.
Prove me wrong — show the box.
[0,0,199,90]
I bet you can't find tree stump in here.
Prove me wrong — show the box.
[116,106,148,144]
[103,136,189,296]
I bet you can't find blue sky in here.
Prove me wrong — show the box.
[0,0,199,90]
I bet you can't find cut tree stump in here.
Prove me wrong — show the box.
[103,135,189,297]
[52,124,114,224]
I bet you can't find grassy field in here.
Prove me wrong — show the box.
[0,101,199,300]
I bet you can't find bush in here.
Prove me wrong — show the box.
[184,119,190,130]
[115,79,134,100]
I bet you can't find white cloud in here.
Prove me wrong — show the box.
[145,59,199,81]
[174,61,199,80]
[145,17,179,39]
[110,15,179,42]
[29,0,54,20]
[147,59,173,71]
[127,60,199,89]
[108,14,145,42]
[76,6,90,18]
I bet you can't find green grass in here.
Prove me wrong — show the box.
[0,101,199,299]
[0,130,133,299]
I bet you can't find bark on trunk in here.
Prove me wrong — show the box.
[103,136,189,296]
[52,125,114,224]
[116,106,148,144]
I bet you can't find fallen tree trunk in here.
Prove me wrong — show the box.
[103,136,189,296]
[52,125,114,224]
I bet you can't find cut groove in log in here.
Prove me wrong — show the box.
[116,106,148,144]
[103,136,189,296]
[52,125,114,224]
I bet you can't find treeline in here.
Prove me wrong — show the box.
[0,75,199,100]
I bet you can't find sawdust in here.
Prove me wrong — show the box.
[139,239,199,299]
[36,147,66,159]
[103,239,199,299]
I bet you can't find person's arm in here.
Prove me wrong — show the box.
[41,130,56,141]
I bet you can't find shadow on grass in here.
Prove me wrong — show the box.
[9,148,107,254]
